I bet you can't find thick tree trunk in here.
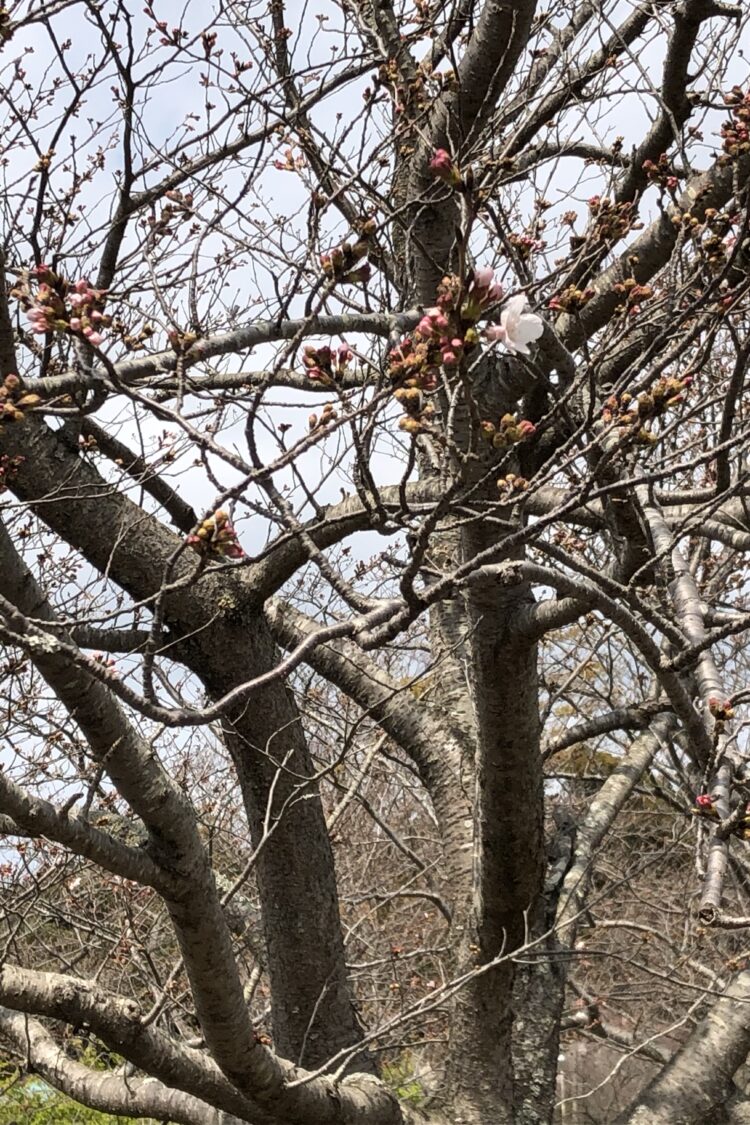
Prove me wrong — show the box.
[445,536,545,1123]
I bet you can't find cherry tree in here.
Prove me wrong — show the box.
[1,1,750,1123]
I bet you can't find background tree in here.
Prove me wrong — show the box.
[1,1,750,1123]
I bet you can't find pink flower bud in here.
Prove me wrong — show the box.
[430,148,452,173]
[473,266,495,289]
[429,148,461,186]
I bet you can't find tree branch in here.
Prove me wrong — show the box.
[0,1005,238,1125]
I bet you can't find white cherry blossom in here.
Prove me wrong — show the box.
[485,294,544,355]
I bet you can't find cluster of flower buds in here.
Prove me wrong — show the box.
[642,153,679,191]
[434,272,462,314]
[144,2,189,48]
[164,188,194,210]
[670,208,703,236]
[602,379,686,423]
[302,344,352,385]
[460,266,504,322]
[415,308,472,368]
[480,413,536,449]
[548,285,595,313]
[0,453,24,494]
[693,793,718,819]
[388,267,501,427]
[497,473,528,499]
[388,271,544,432]
[394,386,435,434]
[320,219,375,284]
[0,374,43,424]
[702,209,739,272]
[388,334,442,393]
[670,207,741,274]
[507,231,546,260]
[308,402,338,431]
[121,322,156,352]
[11,265,110,346]
[588,197,642,243]
[166,328,199,353]
[708,696,735,723]
[429,148,462,188]
[273,146,305,173]
[601,376,691,443]
[612,277,654,316]
[186,510,244,560]
[721,86,750,159]
[636,376,692,419]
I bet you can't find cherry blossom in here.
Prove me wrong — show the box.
[485,295,544,355]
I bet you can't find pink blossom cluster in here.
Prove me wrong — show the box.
[411,267,504,367]
[642,154,679,192]
[302,343,353,384]
[17,265,109,346]
[386,270,544,435]
[66,278,108,345]
[721,85,750,158]
[415,308,467,367]
[508,232,546,259]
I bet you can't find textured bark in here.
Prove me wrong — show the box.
[617,970,750,1125]
[0,965,262,1124]
[2,7,750,1125]
[447,555,544,1123]
[0,1005,238,1125]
